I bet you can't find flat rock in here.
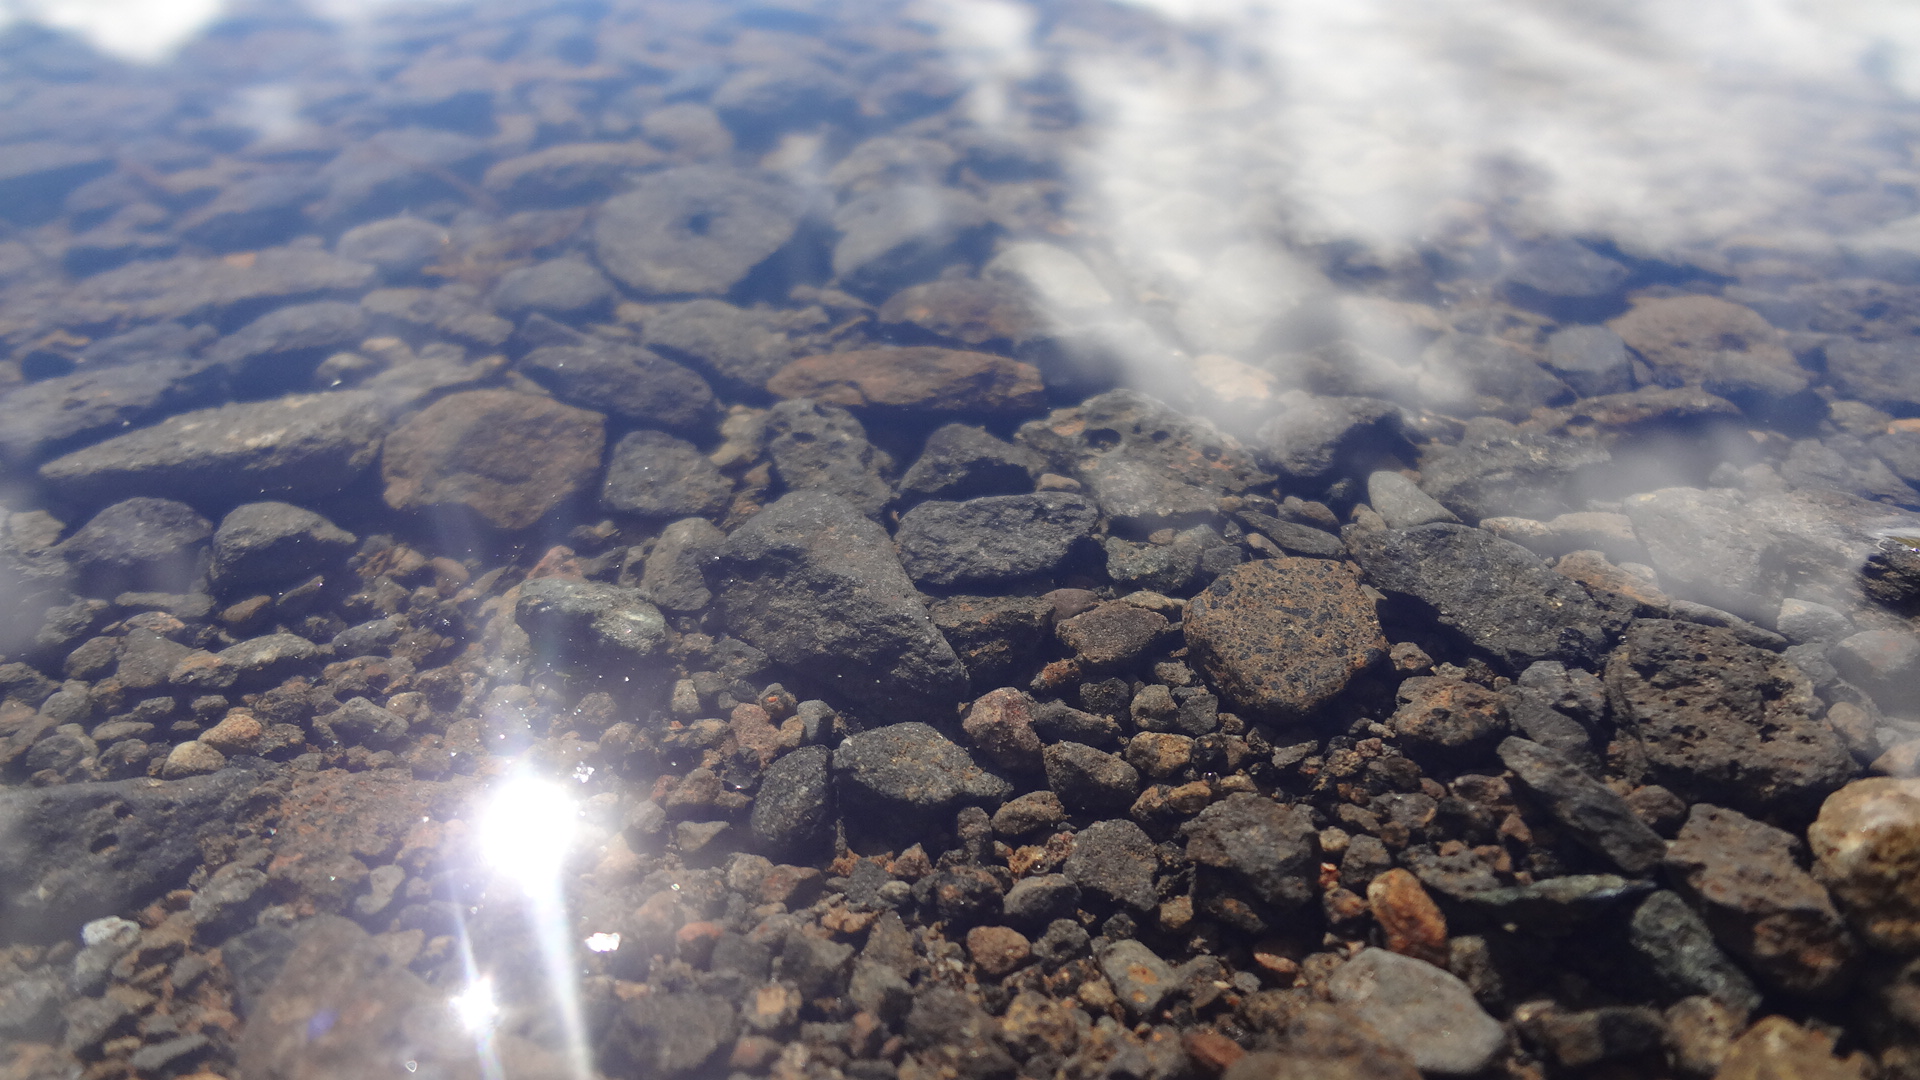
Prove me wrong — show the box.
[1253,392,1404,487]
[209,501,355,594]
[482,141,666,206]
[895,493,1098,588]
[60,247,375,325]
[830,185,990,295]
[1346,523,1609,670]
[40,391,388,507]
[878,278,1044,347]
[514,577,666,666]
[59,497,210,596]
[750,745,833,857]
[1666,802,1856,995]
[520,341,715,432]
[899,423,1043,502]
[1606,619,1855,816]
[1042,741,1139,812]
[764,399,893,518]
[381,389,605,530]
[1627,890,1763,1014]
[1016,390,1270,528]
[767,346,1044,414]
[0,763,268,942]
[1099,939,1176,1019]
[1327,948,1505,1076]
[1822,338,1920,413]
[595,166,802,295]
[832,722,1010,824]
[640,299,804,397]
[490,258,616,317]
[1607,295,1808,403]
[1185,558,1385,720]
[1497,737,1667,873]
[0,358,222,469]
[715,490,968,714]
[1417,418,1610,523]
[1056,601,1171,672]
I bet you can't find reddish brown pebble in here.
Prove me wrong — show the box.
[1182,1031,1246,1074]
[1367,868,1450,966]
[1323,887,1368,924]
[966,925,1033,976]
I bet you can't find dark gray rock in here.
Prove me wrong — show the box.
[714,60,857,142]
[1233,510,1345,558]
[1366,471,1459,529]
[187,862,269,939]
[1185,557,1385,720]
[1606,619,1855,815]
[515,578,667,667]
[1001,873,1080,927]
[1780,436,1919,504]
[1454,874,1651,932]
[175,173,316,252]
[1418,418,1611,523]
[334,217,450,280]
[0,358,223,468]
[209,301,367,392]
[521,341,716,432]
[1055,602,1172,672]
[929,594,1054,689]
[1504,241,1630,317]
[40,391,388,507]
[1825,338,1920,413]
[765,399,893,518]
[171,632,321,692]
[602,430,733,519]
[1062,818,1157,911]
[895,493,1098,588]
[1497,737,1667,873]
[1545,325,1635,397]
[899,423,1042,502]
[750,745,832,857]
[1104,525,1241,595]
[1502,662,1604,772]
[1181,793,1319,909]
[1526,1006,1664,1070]
[1346,522,1610,670]
[716,491,967,713]
[594,166,802,296]
[639,517,727,613]
[0,762,268,942]
[1627,890,1763,1014]
[490,258,615,317]
[640,299,802,397]
[209,501,355,594]
[59,497,211,596]
[1253,392,1404,487]
[831,185,991,296]
[331,616,402,658]
[1016,390,1270,528]
[314,696,409,749]
[832,723,1010,831]
[1042,741,1139,812]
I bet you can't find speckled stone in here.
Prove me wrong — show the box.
[1809,777,1920,954]
[1184,558,1385,720]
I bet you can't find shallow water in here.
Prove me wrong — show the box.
[3,2,1920,1079]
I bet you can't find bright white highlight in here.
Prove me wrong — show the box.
[449,975,498,1034]
[476,775,579,883]
[0,0,223,62]
[583,932,622,954]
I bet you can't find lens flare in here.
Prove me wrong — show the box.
[475,775,579,883]
[449,975,498,1034]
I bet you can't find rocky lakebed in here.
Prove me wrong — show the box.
[5,2,1920,1080]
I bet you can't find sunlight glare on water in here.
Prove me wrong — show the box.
[476,774,579,885]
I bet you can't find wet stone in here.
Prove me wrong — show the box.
[929,594,1053,688]
[1390,676,1509,758]
[896,493,1098,589]
[1665,802,1856,995]
[833,722,1010,828]
[764,399,895,518]
[1823,338,1920,414]
[1808,777,1920,954]
[40,391,389,508]
[716,491,967,714]
[830,185,991,296]
[334,216,449,279]
[595,166,802,296]
[1181,793,1319,909]
[1416,419,1611,524]
[1063,818,1158,911]
[1043,741,1139,812]
[1497,737,1667,873]
[1056,601,1171,672]
[1607,295,1809,404]
[1099,938,1176,1019]
[1606,618,1855,816]
[1544,324,1635,397]
[750,745,833,858]
[1627,890,1763,1014]
[210,300,367,392]
[1253,392,1404,488]
[59,497,211,596]
[489,258,616,317]
[602,430,733,519]
[0,358,223,469]
[1185,558,1384,719]
[515,578,667,667]
[381,389,606,530]
[1365,471,1458,529]
[209,501,355,595]
[520,341,716,432]
[1346,523,1610,670]
[899,423,1043,502]
[640,517,727,613]
[1327,948,1505,1077]
[640,299,804,397]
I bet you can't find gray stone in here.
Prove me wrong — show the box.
[40,391,388,508]
[1001,874,1080,927]
[1545,325,1635,397]
[515,577,667,667]
[595,166,802,296]
[640,299,802,397]
[521,341,716,432]
[1181,793,1319,909]
[209,501,355,594]
[1043,741,1139,812]
[0,358,223,468]
[1367,471,1459,529]
[1825,338,1920,413]
[896,493,1098,588]
[1327,948,1505,1076]
[899,423,1043,502]
[1098,939,1176,1019]
[1253,393,1404,487]
[1627,890,1763,1014]
[1346,523,1610,670]
[1497,737,1667,873]
[833,722,1010,822]
[59,497,210,596]
[602,430,733,518]
[334,217,449,279]
[716,491,967,714]
[1063,819,1158,911]
[1418,418,1611,523]
[639,517,727,613]
[764,399,893,518]
[831,185,991,296]
[750,745,832,857]
[490,258,615,317]
[313,697,409,749]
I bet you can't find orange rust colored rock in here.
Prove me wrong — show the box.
[767,346,1045,413]
[965,925,1032,976]
[1367,868,1449,967]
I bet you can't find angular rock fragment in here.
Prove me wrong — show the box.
[1185,558,1384,720]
